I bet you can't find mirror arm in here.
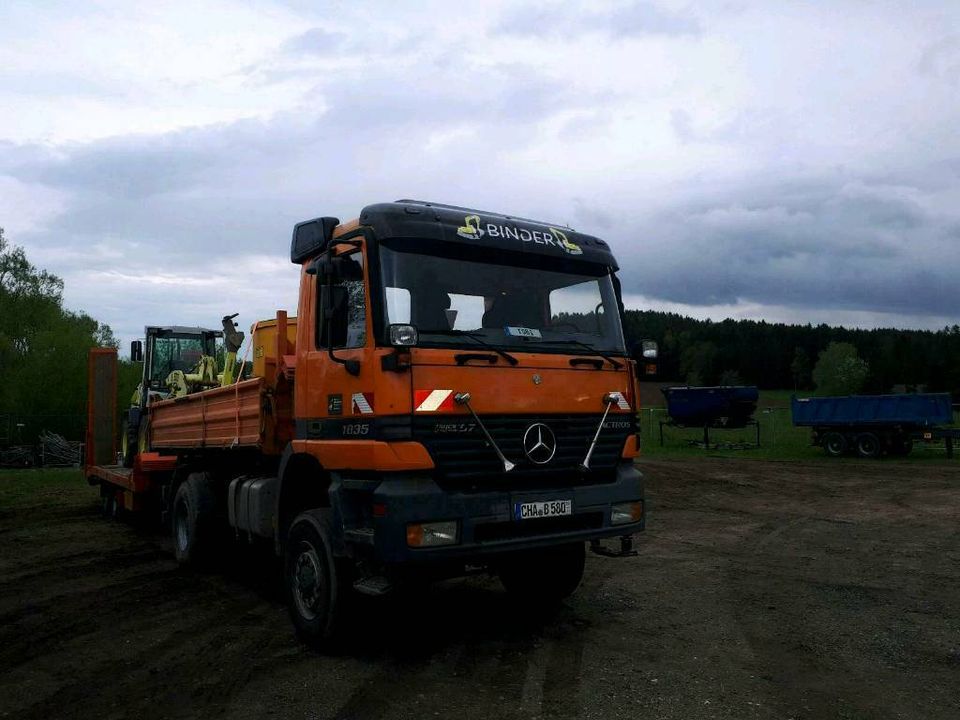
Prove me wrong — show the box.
[327,343,360,376]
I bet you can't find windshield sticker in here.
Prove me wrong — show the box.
[505,326,542,339]
[457,214,583,256]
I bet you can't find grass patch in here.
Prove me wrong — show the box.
[0,468,87,508]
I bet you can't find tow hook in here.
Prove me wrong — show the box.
[590,535,638,558]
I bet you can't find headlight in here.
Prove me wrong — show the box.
[611,501,643,526]
[406,520,459,547]
[389,324,418,346]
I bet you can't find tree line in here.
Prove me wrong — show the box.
[623,310,960,396]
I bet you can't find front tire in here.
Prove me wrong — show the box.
[172,473,216,566]
[284,511,347,649]
[498,542,586,604]
[120,415,137,468]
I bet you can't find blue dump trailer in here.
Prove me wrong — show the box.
[662,386,760,429]
[792,393,956,458]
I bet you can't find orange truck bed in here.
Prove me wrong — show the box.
[149,377,265,449]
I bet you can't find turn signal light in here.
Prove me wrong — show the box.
[611,501,644,526]
[406,521,459,547]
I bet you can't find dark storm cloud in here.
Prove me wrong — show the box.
[616,172,960,317]
[496,1,700,38]
[0,58,606,260]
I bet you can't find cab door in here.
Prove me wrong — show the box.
[297,242,376,434]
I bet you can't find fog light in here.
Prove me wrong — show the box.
[407,520,459,547]
[389,324,418,346]
[611,501,643,526]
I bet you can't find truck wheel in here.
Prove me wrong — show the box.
[101,489,119,518]
[823,432,847,457]
[172,473,216,566]
[856,432,881,459]
[498,542,586,605]
[284,510,346,649]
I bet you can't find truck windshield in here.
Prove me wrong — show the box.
[379,245,627,355]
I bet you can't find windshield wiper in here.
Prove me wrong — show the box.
[424,330,519,366]
[530,339,624,369]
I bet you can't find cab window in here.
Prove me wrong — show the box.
[317,250,367,349]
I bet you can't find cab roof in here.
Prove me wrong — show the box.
[357,199,618,270]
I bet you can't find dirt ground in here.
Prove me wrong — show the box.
[1,458,958,720]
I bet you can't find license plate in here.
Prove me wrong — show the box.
[514,499,572,521]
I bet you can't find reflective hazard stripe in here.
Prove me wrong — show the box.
[415,389,454,412]
[609,391,631,410]
[352,392,374,415]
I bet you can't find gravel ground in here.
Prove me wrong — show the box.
[1,458,958,720]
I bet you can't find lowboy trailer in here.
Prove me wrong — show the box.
[85,200,651,647]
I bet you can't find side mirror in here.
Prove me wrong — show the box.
[130,340,143,362]
[632,339,658,377]
[291,216,340,264]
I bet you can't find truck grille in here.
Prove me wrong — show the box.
[412,413,633,489]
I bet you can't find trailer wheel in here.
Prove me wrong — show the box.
[284,510,346,649]
[172,473,216,566]
[498,542,585,605]
[823,432,847,457]
[855,432,881,459]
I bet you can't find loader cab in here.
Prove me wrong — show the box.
[132,326,221,408]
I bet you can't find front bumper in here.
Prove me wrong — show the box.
[364,462,644,564]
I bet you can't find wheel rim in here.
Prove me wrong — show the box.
[292,540,325,622]
[859,436,878,456]
[826,436,844,455]
[174,500,190,552]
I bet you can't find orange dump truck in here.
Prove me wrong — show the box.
[85,200,652,646]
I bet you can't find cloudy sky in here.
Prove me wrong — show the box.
[2,0,959,346]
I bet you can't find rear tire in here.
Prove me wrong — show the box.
[100,489,119,518]
[498,542,586,604]
[856,432,881,459]
[172,473,217,566]
[823,432,847,458]
[284,510,347,649]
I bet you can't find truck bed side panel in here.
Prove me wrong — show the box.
[150,378,264,449]
[792,393,953,427]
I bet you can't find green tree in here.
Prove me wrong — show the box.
[0,227,117,442]
[812,342,869,396]
[790,347,812,390]
[680,341,718,386]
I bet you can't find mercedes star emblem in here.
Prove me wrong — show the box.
[532,374,542,385]
[523,423,557,465]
